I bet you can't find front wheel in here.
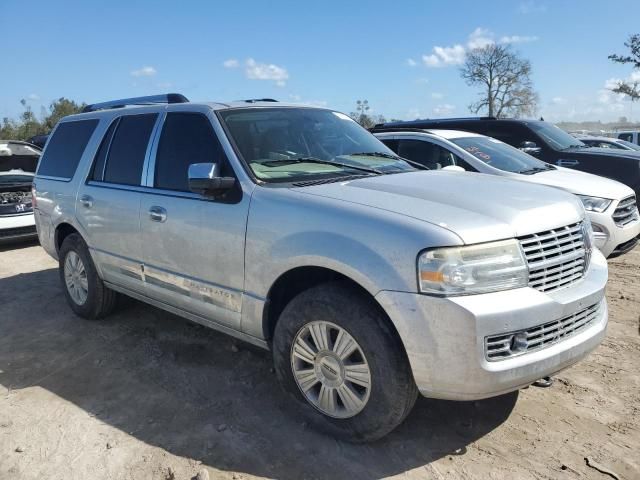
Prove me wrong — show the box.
[273,281,418,442]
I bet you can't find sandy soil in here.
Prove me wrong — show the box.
[0,241,638,480]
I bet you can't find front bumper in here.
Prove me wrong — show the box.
[0,213,37,242]
[376,249,608,401]
[588,207,640,257]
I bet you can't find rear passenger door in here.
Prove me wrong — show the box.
[77,113,159,294]
[139,111,250,331]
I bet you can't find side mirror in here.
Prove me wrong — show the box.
[188,163,235,197]
[442,165,465,172]
[519,141,541,156]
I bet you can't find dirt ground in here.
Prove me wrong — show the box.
[0,241,638,480]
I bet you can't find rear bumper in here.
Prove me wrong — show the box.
[376,249,608,401]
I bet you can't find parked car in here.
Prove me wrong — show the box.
[27,134,49,149]
[0,140,40,242]
[372,128,640,257]
[374,117,640,203]
[616,131,640,146]
[34,94,608,442]
[576,135,640,151]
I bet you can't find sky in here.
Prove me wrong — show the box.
[2,0,639,124]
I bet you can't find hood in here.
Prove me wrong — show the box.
[515,166,633,200]
[293,171,584,245]
[567,146,640,160]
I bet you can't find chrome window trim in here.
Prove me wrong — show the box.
[143,110,167,187]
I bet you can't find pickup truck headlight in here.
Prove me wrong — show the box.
[578,195,612,213]
[418,239,529,295]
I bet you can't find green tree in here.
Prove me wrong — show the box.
[608,34,640,101]
[42,98,86,131]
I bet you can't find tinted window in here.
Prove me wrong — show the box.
[89,119,119,181]
[155,113,226,191]
[37,119,98,178]
[103,114,157,185]
[618,133,633,142]
[396,139,458,169]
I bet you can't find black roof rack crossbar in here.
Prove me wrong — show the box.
[242,98,278,103]
[82,93,189,113]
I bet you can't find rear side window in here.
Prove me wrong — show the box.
[89,119,119,181]
[154,112,227,191]
[102,114,158,185]
[38,119,98,179]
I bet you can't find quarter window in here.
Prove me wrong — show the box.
[37,119,98,179]
[102,114,158,186]
[154,113,227,191]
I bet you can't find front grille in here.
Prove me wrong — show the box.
[613,195,638,227]
[485,302,601,361]
[518,222,587,293]
[0,225,37,239]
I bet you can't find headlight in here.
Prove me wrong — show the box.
[418,239,529,295]
[578,195,612,213]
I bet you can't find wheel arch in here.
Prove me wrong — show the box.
[262,266,405,352]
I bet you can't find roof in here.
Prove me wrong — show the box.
[423,129,484,139]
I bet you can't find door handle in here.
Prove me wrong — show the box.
[557,159,579,167]
[148,206,167,223]
[80,195,93,208]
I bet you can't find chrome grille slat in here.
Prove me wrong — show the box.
[612,195,638,227]
[485,303,601,360]
[518,222,587,293]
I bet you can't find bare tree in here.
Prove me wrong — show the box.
[608,34,640,101]
[461,44,538,118]
[349,100,386,128]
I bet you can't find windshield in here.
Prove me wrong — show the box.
[618,139,640,151]
[450,136,555,174]
[218,107,414,183]
[528,122,586,150]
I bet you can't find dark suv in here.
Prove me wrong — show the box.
[372,117,640,200]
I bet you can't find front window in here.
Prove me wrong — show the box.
[528,122,586,151]
[618,139,640,151]
[450,136,555,174]
[218,107,414,183]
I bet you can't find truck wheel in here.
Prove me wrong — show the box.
[58,233,117,319]
[273,281,418,442]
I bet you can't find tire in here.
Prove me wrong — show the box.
[58,233,117,320]
[273,281,418,442]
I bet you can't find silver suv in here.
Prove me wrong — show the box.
[33,94,608,442]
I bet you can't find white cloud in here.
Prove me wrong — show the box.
[404,108,422,120]
[27,93,40,101]
[467,27,494,50]
[406,58,418,67]
[288,94,327,108]
[245,58,289,87]
[130,66,157,77]
[518,1,547,14]
[433,104,456,116]
[223,59,239,68]
[422,45,466,68]
[550,96,566,105]
[431,92,444,99]
[500,35,539,44]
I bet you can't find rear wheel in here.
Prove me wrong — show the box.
[273,281,418,442]
[58,233,117,319]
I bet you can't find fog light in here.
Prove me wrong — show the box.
[510,332,528,353]
[591,223,609,249]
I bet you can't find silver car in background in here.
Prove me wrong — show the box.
[33,95,608,442]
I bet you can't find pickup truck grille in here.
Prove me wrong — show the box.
[485,302,601,361]
[518,222,587,293]
[613,195,638,227]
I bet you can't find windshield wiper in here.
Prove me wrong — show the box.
[348,152,429,170]
[519,166,553,175]
[259,157,384,174]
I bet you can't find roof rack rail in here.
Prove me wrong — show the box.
[242,98,278,103]
[369,126,432,134]
[82,93,189,113]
